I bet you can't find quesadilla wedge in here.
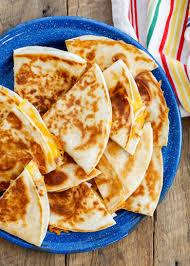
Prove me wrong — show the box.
[44,64,112,174]
[0,85,22,125]
[66,35,157,77]
[103,59,145,154]
[121,147,163,216]
[14,46,87,114]
[96,122,153,212]
[45,153,100,192]
[26,160,50,238]
[0,86,60,165]
[0,161,49,246]
[95,155,126,213]
[0,105,59,191]
[135,71,169,146]
[48,182,116,232]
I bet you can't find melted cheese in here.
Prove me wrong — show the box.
[18,100,60,166]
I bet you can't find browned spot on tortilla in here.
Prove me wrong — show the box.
[86,50,95,61]
[106,140,121,157]
[135,55,152,63]
[112,53,129,68]
[132,183,145,197]
[145,159,160,201]
[16,63,34,85]
[110,83,130,136]
[45,170,68,186]
[6,112,23,130]
[135,77,151,104]
[48,183,108,228]
[0,181,10,192]
[74,120,104,151]
[121,153,135,180]
[48,225,68,235]
[75,167,86,180]
[31,142,46,174]
[0,177,30,222]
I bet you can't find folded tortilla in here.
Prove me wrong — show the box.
[0,161,49,246]
[0,104,59,191]
[103,59,145,154]
[44,64,112,174]
[0,85,22,125]
[14,46,87,114]
[95,155,126,212]
[45,153,100,192]
[66,35,157,77]
[48,182,116,232]
[0,86,60,168]
[95,122,153,212]
[121,147,163,216]
[135,71,169,146]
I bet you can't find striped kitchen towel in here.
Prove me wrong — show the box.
[112,0,190,116]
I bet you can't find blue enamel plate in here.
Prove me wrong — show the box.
[0,16,182,254]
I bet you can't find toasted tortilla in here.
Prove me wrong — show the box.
[96,122,153,212]
[48,182,115,232]
[103,59,145,154]
[0,105,59,191]
[26,160,50,239]
[121,147,163,216]
[14,46,87,114]
[44,64,112,174]
[0,161,49,246]
[66,35,157,77]
[0,86,60,168]
[0,85,22,125]
[95,155,126,213]
[135,71,169,146]
[45,153,100,192]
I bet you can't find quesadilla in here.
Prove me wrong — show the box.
[103,59,145,154]
[0,85,22,125]
[48,182,116,232]
[95,155,126,213]
[0,85,60,164]
[0,104,59,191]
[26,160,50,240]
[121,147,163,216]
[14,46,87,114]
[45,153,100,192]
[66,35,157,77]
[95,122,153,212]
[44,64,112,174]
[135,71,169,146]
[0,161,49,246]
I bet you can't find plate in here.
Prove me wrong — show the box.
[0,16,182,254]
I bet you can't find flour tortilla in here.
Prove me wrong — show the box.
[0,105,59,191]
[66,35,157,77]
[14,46,87,114]
[26,160,50,240]
[103,59,145,154]
[95,155,126,213]
[0,86,60,175]
[0,161,49,246]
[48,182,115,232]
[44,64,112,174]
[0,85,22,125]
[45,153,100,192]
[97,122,153,212]
[135,71,169,146]
[121,147,163,216]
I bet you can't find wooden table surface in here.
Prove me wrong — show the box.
[0,1,189,265]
